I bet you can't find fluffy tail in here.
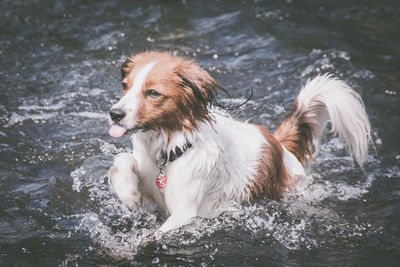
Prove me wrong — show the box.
[274,74,371,167]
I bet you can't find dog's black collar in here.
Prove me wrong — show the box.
[161,142,192,163]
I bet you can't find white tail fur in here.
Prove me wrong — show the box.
[297,74,371,166]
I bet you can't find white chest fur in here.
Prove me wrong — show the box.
[131,111,267,218]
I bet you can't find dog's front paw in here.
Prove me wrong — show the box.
[108,152,142,210]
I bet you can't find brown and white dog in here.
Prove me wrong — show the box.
[107,51,371,233]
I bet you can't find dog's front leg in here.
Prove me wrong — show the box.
[108,152,142,210]
[158,175,204,233]
[158,208,198,233]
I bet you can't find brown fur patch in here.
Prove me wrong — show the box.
[273,100,313,164]
[112,167,118,174]
[250,125,292,200]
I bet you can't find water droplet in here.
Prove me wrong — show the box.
[384,89,397,95]
[146,37,155,43]
[253,78,262,84]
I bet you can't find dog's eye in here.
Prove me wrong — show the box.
[121,82,128,91]
[145,89,161,98]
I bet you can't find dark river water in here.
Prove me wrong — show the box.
[1,0,399,266]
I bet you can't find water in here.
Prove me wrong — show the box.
[1,0,399,265]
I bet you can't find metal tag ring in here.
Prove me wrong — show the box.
[156,156,168,169]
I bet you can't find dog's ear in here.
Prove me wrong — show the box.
[175,61,217,108]
[173,61,219,126]
[120,57,135,80]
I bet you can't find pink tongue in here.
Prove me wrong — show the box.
[109,124,128,138]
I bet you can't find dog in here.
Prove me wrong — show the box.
[107,51,371,233]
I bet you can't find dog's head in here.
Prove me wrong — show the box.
[109,51,218,138]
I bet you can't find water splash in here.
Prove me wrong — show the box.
[70,135,377,258]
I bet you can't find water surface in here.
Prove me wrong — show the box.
[0,0,399,265]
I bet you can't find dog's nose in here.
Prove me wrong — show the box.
[109,108,126,122]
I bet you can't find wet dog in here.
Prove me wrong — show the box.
[107,51,371,232]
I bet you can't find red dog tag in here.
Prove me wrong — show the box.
[156,171,167,190]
